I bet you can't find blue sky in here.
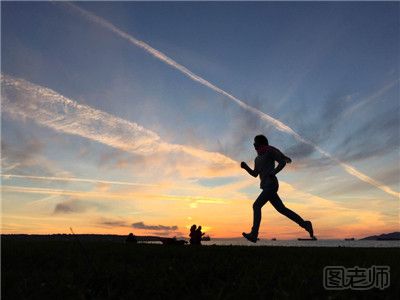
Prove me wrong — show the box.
[1,2,399,238]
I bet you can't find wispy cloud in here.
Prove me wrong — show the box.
[0,173,221,195]
[1,138,68,176]
[343,78,399,117]
[131,221,178,231]
[60,3,399,198]
[0,184,232,205]
[1,74,237,178]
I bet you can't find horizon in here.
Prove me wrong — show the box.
[3,231,399,240]
[1,2,399,239]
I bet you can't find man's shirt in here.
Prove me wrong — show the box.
[254,146,286,190]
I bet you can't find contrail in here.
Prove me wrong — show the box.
[0,173,211,192]
[0,174,157,187]
[60,2,399,198]
[0,185,229,204]
[1,74,237,175]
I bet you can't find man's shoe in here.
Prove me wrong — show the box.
[242,232,258,243]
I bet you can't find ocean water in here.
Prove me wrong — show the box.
[201,239,400,248]
[3,235,399,248]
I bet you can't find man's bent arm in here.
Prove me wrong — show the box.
[270,147,288,176]
[246,166,259,177]
[241,162,258,177]
[272,161,286,176]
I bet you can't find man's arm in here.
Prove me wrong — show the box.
[241,162,258,177]
[270,146,288,176]
[270,146,292,164]
[271,160,286,176]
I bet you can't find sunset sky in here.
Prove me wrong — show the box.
[1,2,399,239]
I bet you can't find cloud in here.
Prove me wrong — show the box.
[58,3,399,198]
[1,184,232,206]
[53,199,90,214]
[293,102,399,170]
[2,71,395,205]
[343,78,399,117]
[285,142,316,160]
[1,141,30,172]
[131,221,178,231]
[374,167,400,187]
[320,165,400,197]
[1,136,66,176]
[335,108,399,162]
[54,202,77,214]
[1,74,238,178]
[216,97,270,159]
[278,81,399,180]
[1,74,159,154]
[99,219,128,227]
[1,138,43,162]
[97,148,132,169]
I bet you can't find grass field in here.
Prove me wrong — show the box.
[2,237,399,299]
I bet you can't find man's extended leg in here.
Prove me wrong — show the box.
[269,193,315,238]
[269,193,304,225]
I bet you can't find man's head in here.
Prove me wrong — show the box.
[254,135,269,148]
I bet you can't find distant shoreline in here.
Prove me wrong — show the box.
[2,233,399,240]
[2,234,399,248]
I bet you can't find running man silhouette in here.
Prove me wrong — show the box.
[241,135,315,242]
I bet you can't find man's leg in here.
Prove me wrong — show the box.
[251,190,269,236]
[269,193,305,226]
[243,190,269,242]
[269,193,315,238]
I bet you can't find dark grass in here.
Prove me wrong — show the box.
[2,237,399,299]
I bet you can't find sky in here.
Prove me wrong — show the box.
[1,1,399,239]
